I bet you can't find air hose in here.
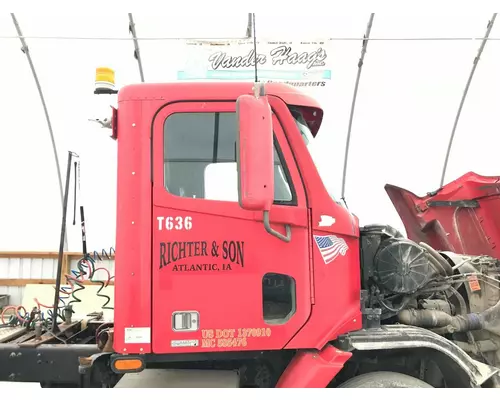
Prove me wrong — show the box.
[59,249,115,311]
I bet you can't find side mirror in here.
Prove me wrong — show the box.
[236,85,291,243]
[236,88,274,211]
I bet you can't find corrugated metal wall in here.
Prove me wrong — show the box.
[0,255,115,306]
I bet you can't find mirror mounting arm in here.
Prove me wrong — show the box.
[263,210,292,243]
[253,82,266,98]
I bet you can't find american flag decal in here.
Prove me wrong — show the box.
[313,235,349,264]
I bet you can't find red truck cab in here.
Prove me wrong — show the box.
[98,80,500,388]
[113,82,361,359]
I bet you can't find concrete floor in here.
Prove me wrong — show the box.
[0,369,240,388]
[0,382,41,388]
[115,369,240,388]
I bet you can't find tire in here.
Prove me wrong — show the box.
[338,371,433,388]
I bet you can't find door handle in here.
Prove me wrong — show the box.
[263,210,292,243]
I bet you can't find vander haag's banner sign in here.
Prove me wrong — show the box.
[177,39,333,89]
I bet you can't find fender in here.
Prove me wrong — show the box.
[276,345,352,388]
[334,324,500,387]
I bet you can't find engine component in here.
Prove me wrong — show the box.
[373,238,433,294]
[420,299,454,314]
[361,225,429,294]
[478,299,500,336]
[419,242,453,276]
[360,224,459,298]
[399,296,500,337]
[455,340,499,355]
[398,309,483,332]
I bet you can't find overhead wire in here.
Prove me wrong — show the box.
[128,13,145,82]
[0,35,258,41]
[9,13,68,252]
[340,13,375,208]
[439,13,497,187]
[3,35,500,41]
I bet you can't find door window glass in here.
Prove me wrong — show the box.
[163,112,295,204]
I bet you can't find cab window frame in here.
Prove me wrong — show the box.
[162,110,298,207]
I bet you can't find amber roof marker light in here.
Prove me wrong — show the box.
[89,66,118,134]
[94,66,118,95]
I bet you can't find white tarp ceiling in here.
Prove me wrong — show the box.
[0,13,499,252]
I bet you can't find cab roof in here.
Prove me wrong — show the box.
[118,81,324,136]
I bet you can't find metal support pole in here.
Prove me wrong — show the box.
[439,13,497,187]
[128,13,145,82]
[51,151,73,333]
[11,13,67,250]
[340,13,375,204]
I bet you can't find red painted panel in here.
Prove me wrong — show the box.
[114,99,152,354]
[386,171,500,258]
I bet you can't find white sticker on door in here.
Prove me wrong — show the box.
[171,339,199,348]
[318,215,336,227]
[124,327,151,344]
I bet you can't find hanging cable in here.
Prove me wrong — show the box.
[72,161,77,225]
[10,13,67,251]
[439,13,497,187]
[340,13,375,208]
[75,159,87,255]
[128,13,145,82]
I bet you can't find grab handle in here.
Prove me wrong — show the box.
[263,210,291,243]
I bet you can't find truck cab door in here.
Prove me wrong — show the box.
[151,100,311,354]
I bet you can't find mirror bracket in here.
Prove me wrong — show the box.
[253,82,266,98]
[263,210,292,243]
